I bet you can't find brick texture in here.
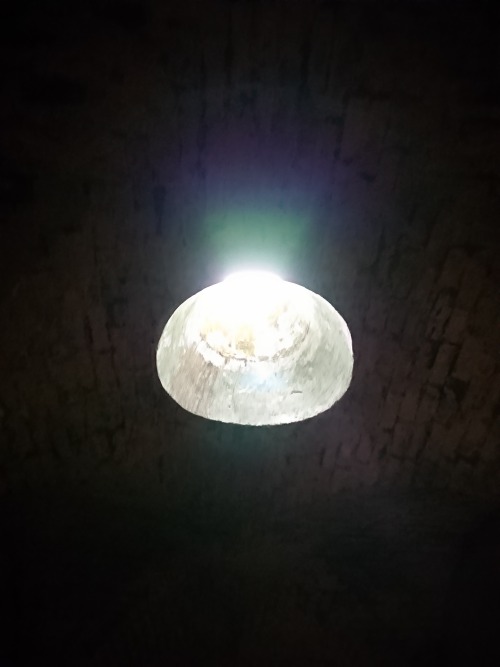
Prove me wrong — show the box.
[0,0,499,505]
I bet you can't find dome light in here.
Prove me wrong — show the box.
[156,271,353,425]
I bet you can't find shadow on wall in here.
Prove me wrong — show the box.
[437,507,500,665]
[1,488,499,667]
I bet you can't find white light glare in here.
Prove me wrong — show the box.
[220,271,285,321]
[223,270,282,285]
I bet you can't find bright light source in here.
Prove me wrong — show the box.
[223,270,282,284]
[157,273,353,425]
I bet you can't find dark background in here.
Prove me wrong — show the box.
[0,1,499,665]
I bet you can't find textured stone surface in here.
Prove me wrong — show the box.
[0,3,499,662]
[0,0,499,503]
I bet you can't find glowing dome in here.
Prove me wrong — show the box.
[156,272,353,425]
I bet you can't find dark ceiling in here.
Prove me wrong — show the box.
[1,1,499,665]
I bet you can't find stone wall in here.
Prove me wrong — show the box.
[0,0,499,503]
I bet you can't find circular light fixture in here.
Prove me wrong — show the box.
[156,271,353,425]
